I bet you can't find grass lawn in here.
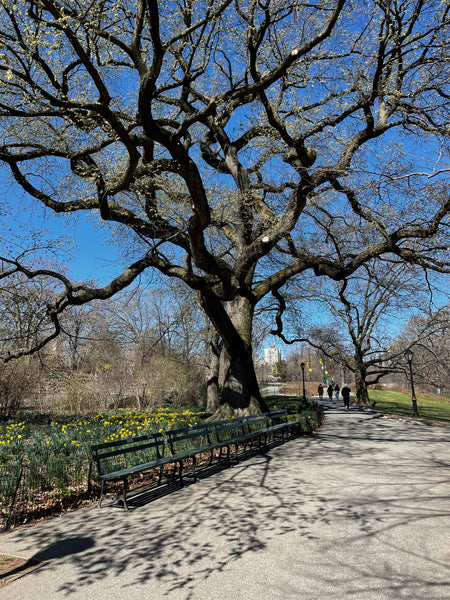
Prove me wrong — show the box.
[369,389,450,424]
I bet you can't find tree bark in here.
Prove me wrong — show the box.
[354,351,371,406]
[201,291,268,418]
[205,332,222,413]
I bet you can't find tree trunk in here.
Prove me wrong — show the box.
[200,290,268,418]
[205,332,222,413]
[354,353,371,406]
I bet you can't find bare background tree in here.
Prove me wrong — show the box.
[272,255,448,404]
[387,308,450,393]
[0,271,208,417]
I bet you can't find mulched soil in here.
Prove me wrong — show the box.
[0,461,189,532]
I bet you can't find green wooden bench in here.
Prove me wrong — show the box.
[164,409,300,477]
[165,415,266,477]
[265,408,301,440]
[90,432,167,510]
[90,423,236,510]
[90,409,301,510]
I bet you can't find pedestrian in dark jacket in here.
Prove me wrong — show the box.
[327,384,333,401]
[341,384,351,410]
[318,384,324,400]
[334,384,340,401]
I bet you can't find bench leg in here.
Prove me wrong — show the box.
[225,444,231,466]
[178,460,184,486]
[121,478,129,511]
[258,433,266,450]
[98,480,105,508]
[170,463,178,481]
[233,441,240,463]
[98,479,128,511]
[217,445,226,464]
[222,443,233,466]
[157,465,164,486]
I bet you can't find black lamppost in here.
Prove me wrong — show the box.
[405,349,419,418]
[300,362,306,403]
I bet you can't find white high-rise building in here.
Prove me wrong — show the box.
[264,345,281,365]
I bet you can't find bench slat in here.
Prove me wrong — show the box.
[90,407,301,510]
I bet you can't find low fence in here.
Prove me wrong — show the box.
[1,402,324,531]
[0,460,94,531]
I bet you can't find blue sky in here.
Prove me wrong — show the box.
[0,177,124,284]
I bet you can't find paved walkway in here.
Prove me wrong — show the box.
[1,400,449,599]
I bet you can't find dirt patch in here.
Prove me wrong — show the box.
[1,486,98,533]
[0,553,44,587]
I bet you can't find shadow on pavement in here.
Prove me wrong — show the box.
[2,402,449,599]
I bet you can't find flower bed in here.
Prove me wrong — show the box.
[0,408,205,529]
[1,402,321,529]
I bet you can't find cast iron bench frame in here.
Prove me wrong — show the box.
[90,409,300,510]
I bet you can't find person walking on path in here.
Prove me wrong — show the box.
[341,383,351,410]
[327,384,333,401]
[334,384,340,402]
[318,384,324,400]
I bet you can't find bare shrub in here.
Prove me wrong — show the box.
[0,359,37,419]
[63,373,104,415]
[131,356,205,409]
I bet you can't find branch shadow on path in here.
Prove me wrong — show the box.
[2,403,449,599]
